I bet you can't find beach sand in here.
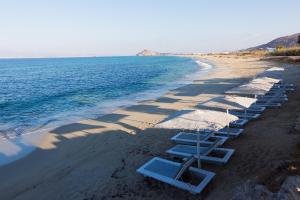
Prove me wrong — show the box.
[0,55,300,200]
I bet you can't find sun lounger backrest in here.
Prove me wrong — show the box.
[175,156,195,180]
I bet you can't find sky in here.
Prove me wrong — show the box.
[0,0,299,58]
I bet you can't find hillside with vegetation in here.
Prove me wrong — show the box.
[247,33,300,51]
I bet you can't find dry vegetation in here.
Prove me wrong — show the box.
[270,46,300,56]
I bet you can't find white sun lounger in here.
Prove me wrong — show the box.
[213,127,244,137]
[232,105,266,114]
[228,110,260,120]
[281,84,294,92]
[259,90,287,97]
[264,94,287,100]
[216,127,243,137]
[256,95,288,102]
[259,97,288,104]
[230,118,248,127]
[257,87,287,96]
[265,88,287,95]
[171,132,228,146]
[137,157,215,194]
[172,129,243,143]
[166,144,234,166]
[255,102,281,108]
[273,83,294,92]
[268,87,289,95]
[248,105,266,113]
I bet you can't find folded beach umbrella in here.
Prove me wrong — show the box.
[156,109,239,168]
[265,67,284,72]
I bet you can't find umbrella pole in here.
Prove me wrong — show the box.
[226,109,229,135]
[197,128,201,168]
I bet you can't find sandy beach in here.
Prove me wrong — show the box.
[0,55,300,200]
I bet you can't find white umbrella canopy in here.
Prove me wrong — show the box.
[226,77,280,95]
[252,77,281,85]
[266,67,284,72]
[155,109,239,131]
[258,67,284,79]
[198,95,257,111]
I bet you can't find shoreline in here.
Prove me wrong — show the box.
[0,55,299,200]
[0,58,214,166]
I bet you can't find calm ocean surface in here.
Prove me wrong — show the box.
[0,56,209,139]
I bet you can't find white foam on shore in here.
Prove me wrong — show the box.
[195,59,213,71]
[0,58,214,166]
[0,134,36,165]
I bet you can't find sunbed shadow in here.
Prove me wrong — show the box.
[124,104,177,115]
[196,105,226,112]
[51,123,105,134]
[0,125,184,200]
[116,121,142,133]
[172,77,251,97]
[194,77,250,84]
[94,113,128,123]
[155,97,179,103]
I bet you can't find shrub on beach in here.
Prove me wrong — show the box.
[270,47,300,56]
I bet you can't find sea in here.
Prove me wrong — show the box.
[0,56,212,140]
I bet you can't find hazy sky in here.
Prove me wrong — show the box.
[0,0,299,58]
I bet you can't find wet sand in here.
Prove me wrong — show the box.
[0,55,299,200]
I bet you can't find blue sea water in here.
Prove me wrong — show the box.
[0,56,208,139]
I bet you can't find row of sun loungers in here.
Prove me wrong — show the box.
[136,67,294,194]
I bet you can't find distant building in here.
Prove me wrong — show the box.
[266,48,276,52]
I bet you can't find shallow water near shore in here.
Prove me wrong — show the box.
[0,56,212,141]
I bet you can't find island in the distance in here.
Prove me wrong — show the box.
[136,49,171,56]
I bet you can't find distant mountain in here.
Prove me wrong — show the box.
[247,33,300,51]
[136,49,169,56]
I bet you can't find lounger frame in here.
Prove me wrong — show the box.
[167,145,235,165]
[214,127,244,137]
[171,132,228,146]
[228,110,260,120]
[230,119,248,127]
[137,157,215,194]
